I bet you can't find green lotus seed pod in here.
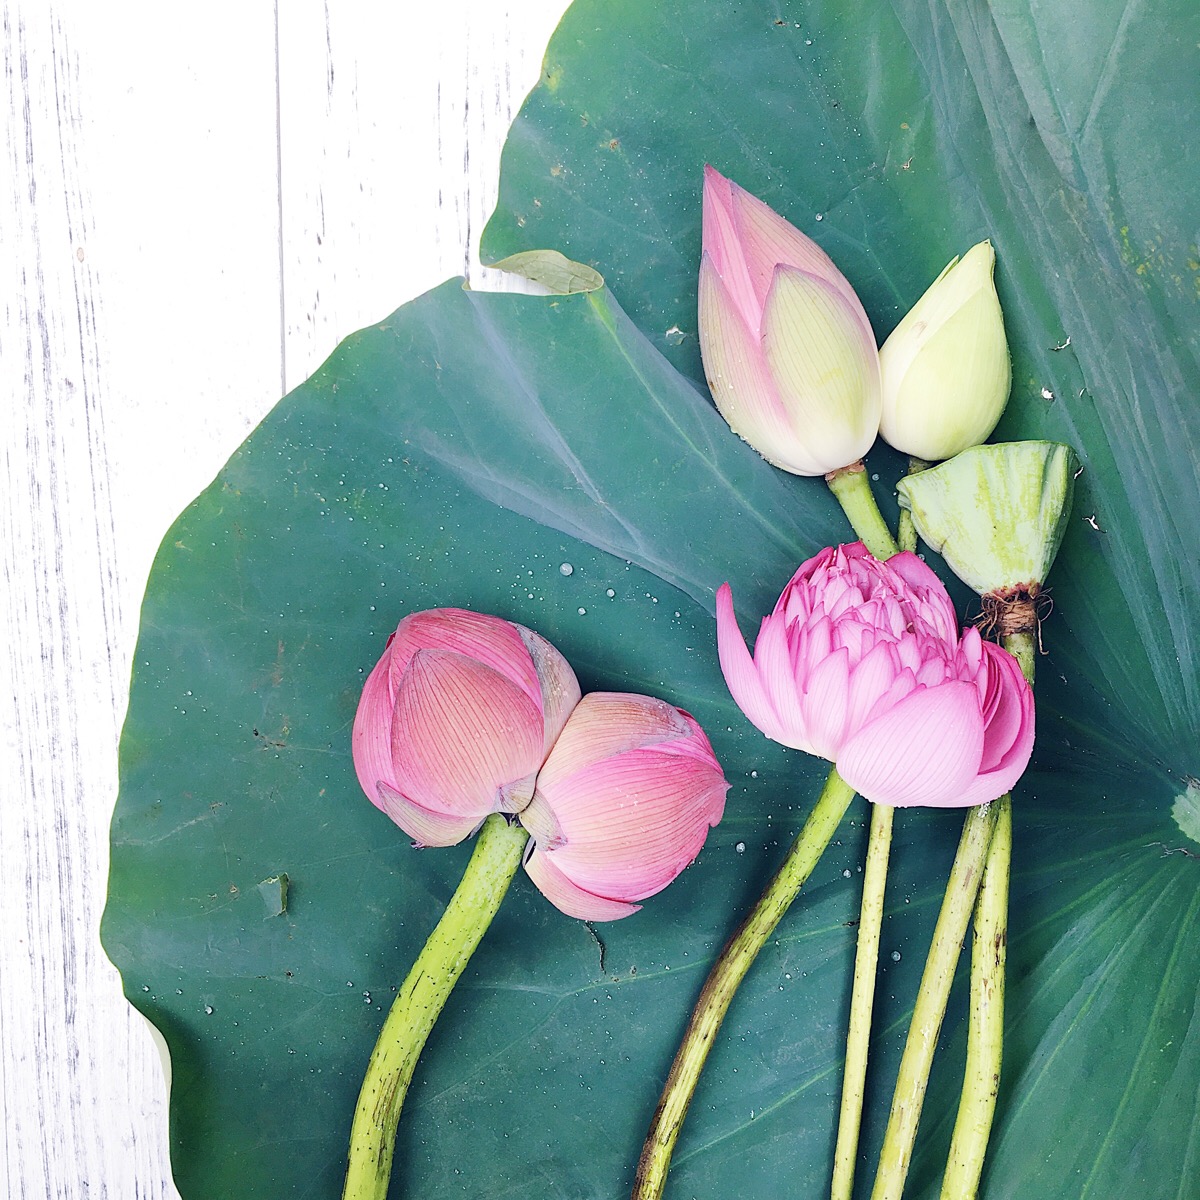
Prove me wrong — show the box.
[896,441,1078,596]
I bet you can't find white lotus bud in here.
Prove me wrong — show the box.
[879,242,1011,461]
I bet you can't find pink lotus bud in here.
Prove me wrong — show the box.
[352,608,582,847]
[699,165,882,476]
[521,693,729,921]
[716,544,1034,808]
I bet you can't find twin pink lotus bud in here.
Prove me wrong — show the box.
[699,165,1011,472]
[717,543,1034,807]
[352,608,729,921]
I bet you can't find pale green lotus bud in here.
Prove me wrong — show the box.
[879,242,1011,461]
[896,441,1078,597]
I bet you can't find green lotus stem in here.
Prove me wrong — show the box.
[830,457,925,1198]
[1003,629,1036,686]
[938,630,1032,1196]
[868,799,999,1200]
[940,795,1011,1199]
[632,767,858,1200]
[896,458,929,554]
[831,801,894,1200]
[826,463,900,560]
[342,814,529,1200]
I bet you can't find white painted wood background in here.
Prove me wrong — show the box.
[1,2,570,1194]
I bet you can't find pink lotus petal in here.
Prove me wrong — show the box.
[833,616,869,660]
[699,257,822,473]
[533,692,692,793]
[532,748,726,898]
[947,771,1014,810]
[727,174,847,308]
[777,546,839,612]
[779,584,813,627]
[886,552,960,643]
[949,650,1034,807]
[515,625,583,755]
[895,635,925,675]
[796,613,835,681]
[916,655,952,688]
[352,652,399,808]
[837,681,985,807]
[949,690,1034,805]
[752,613,814,752]
[975,642,1035,777]
[702,166,761,332]
[515,789,565,850]
[523,848,641,921]
[716,584,788,743]
[497,770,540,815]
[376,782,484,848]
[973,642,1005,725]
[800,644,852,760]
[860,666,920,727]
[387,608,543,714]
[958,625,984,677]
[884,548,945,593]
[844,641,902,734]
[824,578,869,624]
[391,648,544,817]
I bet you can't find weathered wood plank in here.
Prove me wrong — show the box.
[2,3,281,1196]
[278,1,564,390]
[1,2,567,1195]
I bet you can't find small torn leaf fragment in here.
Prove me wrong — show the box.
[257,874,289,919]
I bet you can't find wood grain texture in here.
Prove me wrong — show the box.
[278,2,563,391]
[0,2,568,1194]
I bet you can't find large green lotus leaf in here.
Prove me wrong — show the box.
[483,0,1200,767]
[104,1,1200,1198]
[480,9,1200,1179]
[100,281,862,1200]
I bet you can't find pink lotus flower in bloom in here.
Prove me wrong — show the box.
[352,608,582,847]
[699,165,882,476]
[520,693,728,920]
[716,544,1034,807]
